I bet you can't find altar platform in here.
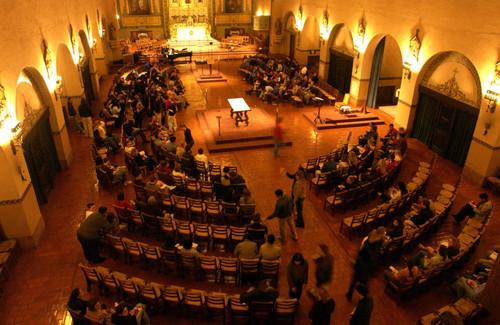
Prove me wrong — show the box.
[303,109,385,130]
[197,108,292,153]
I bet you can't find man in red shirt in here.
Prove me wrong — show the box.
[274,118,283,157]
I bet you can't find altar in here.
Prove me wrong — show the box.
[177,27,207,40]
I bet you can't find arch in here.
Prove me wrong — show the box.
[283,11,296,34]
[326,23,355,57]
[283,11,297,59]
[78,30,94,71]
[360,34,403,109]
[56,44,83,98]
[299,16,320,50]
[78,30,96,102]
[417,51,482,108]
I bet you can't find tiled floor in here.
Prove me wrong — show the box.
[0,60,499,325]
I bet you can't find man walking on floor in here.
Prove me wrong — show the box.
[267,189,297,242]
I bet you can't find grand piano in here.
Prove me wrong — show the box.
[162,48,193,63]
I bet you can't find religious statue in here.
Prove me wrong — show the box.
[41,39,54,79]
[275,18,282,35]
[69,24,77,54]
[109,22,118,40]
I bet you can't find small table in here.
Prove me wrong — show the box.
[228,98,251,127]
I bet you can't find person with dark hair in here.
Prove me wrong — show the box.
[346,247,375,301]
[246,213,268,243]
[287,253,309,301]
[404,199,434,228]
[194,148,209,168]
[181,124,194,152]
[386,218,404,238]
[383,258,421,286]
[85,203,96,219]
[86,297,111,324]
[111,301,150,325]
[123,120,149,144]
[67,288,88,315]
[234,234,259,259]
[452,193,493,224]
[239,188,255,205]
[132,170,147,187]
[77,206,117,263]
[78,98,94,138]
[259,234,281,261]
[309,287,335,325]
[67,98,84,134]
[240,279,279,304]
[101,158,132,185]
[166,136,177,153]
[142,196,164,217]
[350,284,373,325]
[412,244,448,270]
[267,189,297,242]
[180,238,200,258]
[115,192,135,210]
[131,148,157,171]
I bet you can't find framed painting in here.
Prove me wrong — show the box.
[225,0,242,13]
[129,0,151,15]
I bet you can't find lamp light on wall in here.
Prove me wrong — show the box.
[402,29,421,80]
[296,5,303,31]
[319,10,329,45]
[54,76,63,100]
[484,61,500,113]
[92,38,97,53]
[353,19,365,59]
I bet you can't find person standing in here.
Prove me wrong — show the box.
[77,206,117,263]
[309,244,333,297]
[67,98,84,134]
[79,98,94,137]
[292,170,306,228]
[346,247,375,301]
[273,117,283,157]
[181,124,195,152]
[309,287,336,325]
[350,284,373,325]
[267,189,297,242]
[287,253,308,301]
[167,102,177,132]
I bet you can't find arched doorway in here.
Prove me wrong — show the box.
[79,30,95,102]
[363,35,403,110]
[16,68,61,204]
[325,24,355,94]
[412,51,481,166]
[283,12,297,60]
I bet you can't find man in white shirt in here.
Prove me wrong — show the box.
[194,148,209,168]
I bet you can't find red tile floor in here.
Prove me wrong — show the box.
[1,60,499,325]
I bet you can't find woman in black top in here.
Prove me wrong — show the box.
[67,288,88,315]
[309,287,335,325]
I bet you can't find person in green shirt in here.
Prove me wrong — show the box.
[267,189,297,242]
[77,206,117,263]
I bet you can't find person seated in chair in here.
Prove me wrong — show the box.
[240,279,279,304]
[142,196,164,217]
[452,193,493,224]
[404,199,434,228]
[123,120,149,144]
[67,288,88,316]
[86,297,112,324]
[101,158,131,185]
[111,301,150,325]
[450,277,486,303]
[383,258,421,287]
[412,244,448,271]
[234,234,259,259]
[246,213,268,243]
[259,234,281,261]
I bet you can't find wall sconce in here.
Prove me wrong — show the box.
[484,61,500,113]
[92,38,97,53]
[484,122,491,135]
[353,19,365,59]
[402,29,421,80]
[319,10,329,45]
[54,76,63,100]
[296,5,303,31]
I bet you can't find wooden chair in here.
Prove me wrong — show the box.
[137,283,161,313]
[211,225,229,252]
[300,158,318,178]
[118,278,140,303]
[96,168,121,191]
[175,220,193,242]
[204,200,222,224]
[210,165,222,180]
[340,212,367,240]
[200,180,215,200]
[140,244,162,271]
[229,226,247,251]
[251,301,275,324]
[239,258,260,285]
[157,216,176,241]
[114,205,132,231]
[205,293,227,324]
[79,264,101,293]
[122,240,143,266]
[141,212,160,239]
[133,184,147,203]
[157,191,174,213]
[384,276,421,305]
[199,255,219,283]
[186,178,201,198]
[179,252,199,279]
[196,161,210,181]
[173,195,189,220]
[219,257,238,284]
[260,260,280,288]
[222,202,239,225]
[188,198,204,222]
[160,286,183,317]
[65,305,89,325]
[183,290,205,320]
[239,204,256,225]
[229,297,250,325]
[275,298,298,325]
[159,248,178,275]
[129,210,143,233]
[104,234,125,260]
[309,172,330,194]
[96,270,121,299]
[193,222,211,251]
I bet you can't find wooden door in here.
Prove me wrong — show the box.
[327,50,353,94]
[431,105,455,156]
[289,34,295,60]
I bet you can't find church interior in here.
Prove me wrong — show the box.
[0,0,499,324]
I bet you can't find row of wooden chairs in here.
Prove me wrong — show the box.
[323,158,403,213]
[78,264,295,324]
[129,189,256,225]
[416,297,482,325]
[340,157,433,239]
